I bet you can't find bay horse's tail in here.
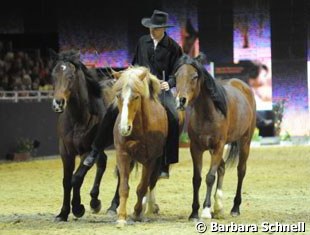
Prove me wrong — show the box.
[225,141,240,168]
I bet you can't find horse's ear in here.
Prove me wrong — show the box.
[195,52,207,64]
[111,69,122,80]
[48,48,58,61]
[71,50,80,64]
[148,73,161,97]
[138,68,147,81]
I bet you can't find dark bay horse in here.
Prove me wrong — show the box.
[50,50,117,221]
[112,66,168,227]
[174,54,256,220]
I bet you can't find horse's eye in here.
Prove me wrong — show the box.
[116,93,122,99]
[192,74,199,80]
[133,95,139,100]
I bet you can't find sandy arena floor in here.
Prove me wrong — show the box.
[0,146,309,234]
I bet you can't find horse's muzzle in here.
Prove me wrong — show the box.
[52,98,65,113]
[120,125,132,137]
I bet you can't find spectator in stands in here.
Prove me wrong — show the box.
[239,60,273,127]
[0,47,54,92]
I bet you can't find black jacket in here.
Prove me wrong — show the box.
[132,33,183,88]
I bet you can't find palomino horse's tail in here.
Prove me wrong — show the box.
[224,141,240,168]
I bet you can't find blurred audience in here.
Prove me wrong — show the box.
[0,42,54,93]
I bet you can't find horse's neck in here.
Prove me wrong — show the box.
[132,98,154,135]
[193,84,217,122]
[67,75,91,124]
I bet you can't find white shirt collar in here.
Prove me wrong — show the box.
[151,34,164,50]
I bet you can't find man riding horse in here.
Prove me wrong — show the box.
[85,10,183,179]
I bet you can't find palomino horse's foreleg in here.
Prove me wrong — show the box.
[213,159,225,219]
[189,143,203,221]
[116,152,131,227]
[133,161,156,221]
[231,140,250,216]
[202,144,224,219]
[90,151,107,213]
[55,155,75,222]
[107,160,136,215]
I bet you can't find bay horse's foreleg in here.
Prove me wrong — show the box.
[55,154,75,222]
[231,140,250,216]
[71,155,88,218]
[146,157,161,215]
[133,161,156,221]
[202,144,224,219]
[71,150,105,217]
[213,159,225,219]
[116,152,131,228]
[107,166,120,215]
[90,151,108,213]
[189,143,203,221]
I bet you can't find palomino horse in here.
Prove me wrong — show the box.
[50,50,118,221]
[175,54,256,220]
[112,66,169,227]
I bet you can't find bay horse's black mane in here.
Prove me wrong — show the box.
[56,50,102,99]
[175,54,227,116]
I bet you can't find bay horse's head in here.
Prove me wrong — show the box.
[50,50,81,113]
[112,66,160,136]
[174,53,206,110]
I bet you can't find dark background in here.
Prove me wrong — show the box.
[0,0,308,159]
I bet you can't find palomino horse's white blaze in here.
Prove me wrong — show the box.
[119,88,131,136]
[176,95,180,109]
[214,189,224,213]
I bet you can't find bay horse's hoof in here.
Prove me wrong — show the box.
[54,214,68,222]
[131,213,143,222]
[72,204,85,218]
[116,219,127,228]
[146,203,160,215]
[201,207,212,219]
[152,203,160,214]
[90,199,102,214]
[188,217,199,223]
[106,209,117,217]
[213,209,225,219]
[230,206,240,217]
[188,212,199,222]
[230,211,240,217]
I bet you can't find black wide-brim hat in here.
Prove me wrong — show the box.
[141,10,174,28]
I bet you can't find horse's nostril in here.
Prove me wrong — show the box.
[179,97,187,106]
[127,125,132,132]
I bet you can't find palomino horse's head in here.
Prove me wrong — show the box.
[112,66,161,136]
[50,50,81,113]
[174,54,206,110]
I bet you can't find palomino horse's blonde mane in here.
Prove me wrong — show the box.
[112,66,161,103]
